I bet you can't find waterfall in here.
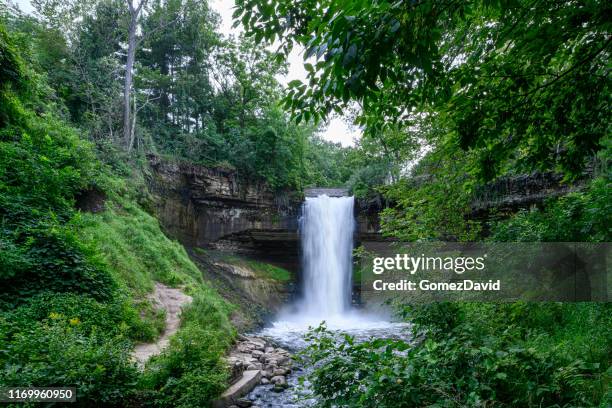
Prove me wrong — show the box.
[300,195,355,317]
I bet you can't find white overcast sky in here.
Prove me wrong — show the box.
[12,0,360,146]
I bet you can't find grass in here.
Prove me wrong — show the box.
[244,260,292,282]
[77,192,237,404]
[78,194,235,342]
[79,197,203,296]
[213,253,293,282]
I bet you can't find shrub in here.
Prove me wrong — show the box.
[139,325,230,407]
[302,315,609,408]
[0,292,164,343]
[138,291,234,407]
[490,177,611,242]
[0,316,138,407]
[0,26,110,306]
[0,224,115,308]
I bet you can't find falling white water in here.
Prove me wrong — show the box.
[300,195,355,317]
[260,192,407,337]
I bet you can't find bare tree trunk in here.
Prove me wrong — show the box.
[123,0,145,153]
[129,93,137,152]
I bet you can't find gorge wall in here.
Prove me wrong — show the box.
[147,155,581,264]
[147,155,382,273]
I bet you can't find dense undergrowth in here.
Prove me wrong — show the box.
[0,19,234,407]
[304,302,611,407]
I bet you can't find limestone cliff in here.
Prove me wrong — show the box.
[147,156,384,269]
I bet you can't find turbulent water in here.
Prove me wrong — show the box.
[248,194,409,407]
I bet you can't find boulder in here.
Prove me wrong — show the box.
[270,375,286,386]
[273,368,287,376]
[236,398,252,408]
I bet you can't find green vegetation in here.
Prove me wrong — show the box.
[80,198,205,295]
[216,253,293,282]
[303,302,611,407]
[237,0,609,182]
[245,260,292,282]
[0,10,234,406]
[490,177,612,243]
[6,0,363,192]
[139,291,235,407]
[1,0,611,406]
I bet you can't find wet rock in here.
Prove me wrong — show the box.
[236,398,252,407]
[274,355,290,365]
[246,363,262,370]
[270,375,286,386]
[272,368,288,376]
[218,335,293,406]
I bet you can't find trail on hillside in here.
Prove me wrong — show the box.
[133,282,192,365]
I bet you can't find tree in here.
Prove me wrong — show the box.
[235,0,611,180]
[123,0,147,152]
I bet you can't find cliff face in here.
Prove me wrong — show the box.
[470,172,586,219]
[148,155,299,245]
[148,156,384,271]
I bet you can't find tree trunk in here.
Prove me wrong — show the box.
[123,11,138,151]
[129,93,137,152]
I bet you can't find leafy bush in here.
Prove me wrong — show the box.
[0,314,138,407]
[491,177,611,242]
[302,303,610,407]
[0,223,115,308]
[1,292,163,343]
[0,19,113,307]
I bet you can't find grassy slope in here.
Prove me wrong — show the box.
[80,192,237,341]
[79,188,237,405]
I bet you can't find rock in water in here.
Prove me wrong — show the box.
[236,398,253,407]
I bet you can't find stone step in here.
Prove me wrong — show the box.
[212,370,261,408]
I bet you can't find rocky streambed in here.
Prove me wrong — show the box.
[213,335,296,408]
[214,319,413,408]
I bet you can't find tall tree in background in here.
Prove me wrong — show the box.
[123,0,146,152]
[9,0,360,190]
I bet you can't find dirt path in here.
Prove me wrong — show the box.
[132,282,192,365]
